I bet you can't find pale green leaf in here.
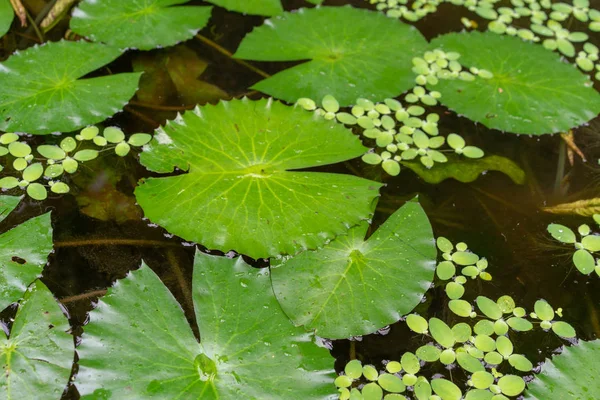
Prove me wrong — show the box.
[547,223,577,243]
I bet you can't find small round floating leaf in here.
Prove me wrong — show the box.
[508,354,532,371]
[379,374,406,393]
[50,182,70,194]
[498,375,525,396]
[363,383,383,400]
[115,142,131,157]
[335,375,353,388]
[475,335,496,353]
[93,136,107,147]
[336,112,358,125]
[440,349,456,365]
[8,142,31,158]
[452,251,479,266]
[551,321,576,338]
[37,145,66,160]
[437,237,454,253]
[362,152,383,165]
[472,371,495,389]
[547,224,577,243]
[534,300,555,321]
[415,378,432,400]
[402,374,417,387]
[512,307,526,318]
[430,31,600,135]
[363,365,379,381]
[385,394,407,400]
[382,159,401,176]
[22,163,44,182]
[322,95,340,114]
[407,314,429,334]
[345,359,363,379]
[429,318,455,349]
[416,345,441,362]
[103,127,125,144]
[62,158,78,174]
[462,147,484,159]
[431,378,462,400]
[401,352,420,374]
[494,320,509,336]
[477,296,503,320]
[27,183,47,201]
[60,137,77,153]
[447,134,465,150]
[474,320,495,336]
[452,322,472,342]
[462,266,480,277]
[484,351,504,365]
[128,133,152,147]
[507,317,533,332]
[464,389,494,400]
[446,282,465,300]
[80,126,99,140]
[234,7,428,105]
[496,336,513,358]
[497,296,516,313]
[437,261,456,280]
[13,158,27,171]
[0,133,18,144]
[73,149,99,162]
[385,361,402,374]
[457,352,485,373]
[0,177,19,189]
[581,235,600,252]
[450,299,473,317]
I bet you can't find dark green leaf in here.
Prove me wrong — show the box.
[206,0,282,16]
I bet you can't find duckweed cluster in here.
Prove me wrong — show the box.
[334,237,577,399]
[297,49,486,176]
[368,0,600,79]
[0,128,151,200]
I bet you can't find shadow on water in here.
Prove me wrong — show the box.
[0,0,599,398]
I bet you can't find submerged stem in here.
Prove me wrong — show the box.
[54,238,184,248]
[59,289,107,304]
[195,34,271,79]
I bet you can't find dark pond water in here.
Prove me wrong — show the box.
[1,0,599,398]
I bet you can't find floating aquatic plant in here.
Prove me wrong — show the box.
[0,128,151,200]
[547,219,600,276]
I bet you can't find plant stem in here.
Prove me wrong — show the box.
[129,101,196,112]
[166,249,193,313]
[554,138,566,195]
[59,289,107,304]
[24,9,43,43]
[195,34,271,79]
[123,105,159,126]
[54,238,184,248]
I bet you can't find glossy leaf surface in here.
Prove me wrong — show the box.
[136,98,381,259]
[0,41,140,134]
[71,0,212,50]
[430,32,600,135]
[271,199,436,338]
[234,7,427,105]
[206,0,282,16]
[0,195,20,222]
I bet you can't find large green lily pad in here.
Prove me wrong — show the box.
[271,198,436,339]
[0,40,140,134]
[0,0,13,38]
[206,0,282,16]
[402,154,526,184]
[135,98,381,259]
[70,0,212,50]
[0,195,21,222]
[0,281,73,399]
[0,212,53,310]
[430,32,600,135]
[77,251,334,399]
[234,6,427,105]
[525,339,600,399]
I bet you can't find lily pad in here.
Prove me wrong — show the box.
[0,195,21,222]
[0,40,141,134]
[430,31,600,135]
[525,339,600,399]
[402,154,526,184]
[0,0,13,38]
[271,199,436,338]
[0,212,52,310]
[77,251,334,398]
[0,281,73,399]
[234,6,427,105]
[70,0,212,50]
[206,0,282,16]
[135,98,381,259]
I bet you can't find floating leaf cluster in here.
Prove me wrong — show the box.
[547,215,600,276]
[297,50,486,176]
[334,237,576,399]
[0,127,151,200]
[369,0,600,80]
